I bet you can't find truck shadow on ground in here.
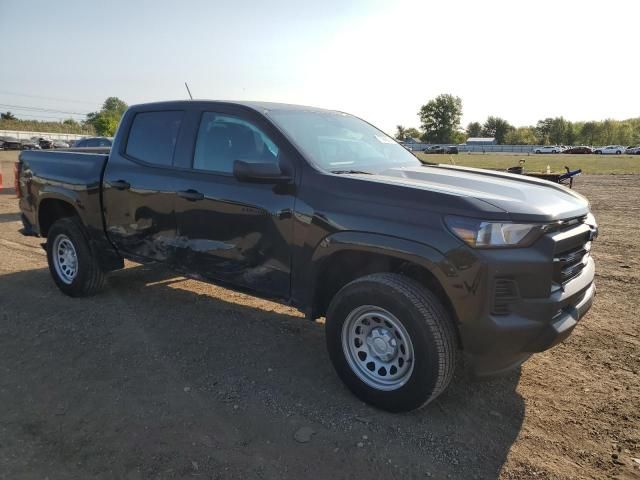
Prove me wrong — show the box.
[0,211,21,223]
[0,263,525,479]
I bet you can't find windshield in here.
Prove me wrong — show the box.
[267,109,421,173]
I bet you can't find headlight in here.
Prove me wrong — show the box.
[445,215,545,248]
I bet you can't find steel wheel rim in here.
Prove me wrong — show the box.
[52,234,78,284]
[341,305,415,391]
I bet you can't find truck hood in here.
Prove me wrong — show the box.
[370,164,589,222]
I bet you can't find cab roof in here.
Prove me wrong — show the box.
[128,99,336,114]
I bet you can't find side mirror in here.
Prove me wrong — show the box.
[233,160,292,184]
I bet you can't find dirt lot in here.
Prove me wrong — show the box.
[0,175,638,480]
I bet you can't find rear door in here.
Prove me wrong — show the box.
[103,108,186,263]
[171,106,297,299]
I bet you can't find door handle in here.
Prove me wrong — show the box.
[110,180,130,190]
[178,189,204,201]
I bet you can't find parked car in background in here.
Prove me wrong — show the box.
[37,137,54,149]
[563,146,593,154]
[625,146,640,155]
[534,146,563,154]
[422,145,458,154]
[21,139,41,150]
[594,145,625,155]
[52,140,70,149]
[73,136,113,148]
[0,137,22,150]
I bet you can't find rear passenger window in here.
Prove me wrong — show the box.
[126,111,183,166]
[193,113,279,173]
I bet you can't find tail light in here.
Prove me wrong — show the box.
[14,162,22,198]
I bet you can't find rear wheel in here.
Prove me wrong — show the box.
[616,150,622,154]
[326,273,456,412]
[46,217,106,297]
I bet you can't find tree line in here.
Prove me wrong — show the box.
[0,115,95,135]
[1,96,128,136]
[4,94,638,145]
[396,94,640,146]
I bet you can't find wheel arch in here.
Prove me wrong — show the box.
[37,195,81,237]
[37,192,124,272]
[307,232,461,346]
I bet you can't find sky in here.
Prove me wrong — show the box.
[0,0,638,134]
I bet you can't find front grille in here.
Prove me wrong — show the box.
[556,245,589,283]
[552,218,593,285]
[492,278,519,315]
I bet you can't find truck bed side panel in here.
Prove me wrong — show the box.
[18,150,123,271]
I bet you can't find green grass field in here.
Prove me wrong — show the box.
[3,149,639,176]
[415,152,640,174]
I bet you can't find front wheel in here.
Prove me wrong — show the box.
[46,217,106,297]
[326,273,457,412]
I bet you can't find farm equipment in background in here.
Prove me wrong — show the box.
[508,160,581,188]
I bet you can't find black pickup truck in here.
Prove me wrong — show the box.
[16,100,597,411]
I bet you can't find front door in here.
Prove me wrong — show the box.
[172,109,296,299]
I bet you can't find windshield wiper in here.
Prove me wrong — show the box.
[330,169,373,175]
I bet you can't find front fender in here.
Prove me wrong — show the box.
[310,231,456,276]
[303,231,462,314]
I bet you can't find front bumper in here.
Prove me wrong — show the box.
[461,256,595,375]
[454,219,596,375]
[524,275,594,353]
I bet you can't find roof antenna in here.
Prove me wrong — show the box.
[185,82,193,100]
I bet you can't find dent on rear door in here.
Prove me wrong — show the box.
[103,158,179,262]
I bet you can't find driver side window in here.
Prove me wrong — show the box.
[193,113,279,173]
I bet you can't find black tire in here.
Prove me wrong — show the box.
[46,217,106,297]
[616,150,621,155]
[326,273,456,412]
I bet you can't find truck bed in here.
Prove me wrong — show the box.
[17,149,122,271]
[19,149,109,189]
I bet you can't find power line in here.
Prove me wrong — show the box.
[0,103,88,116]
[0,90,101,106]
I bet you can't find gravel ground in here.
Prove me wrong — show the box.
[0,175,638,479]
